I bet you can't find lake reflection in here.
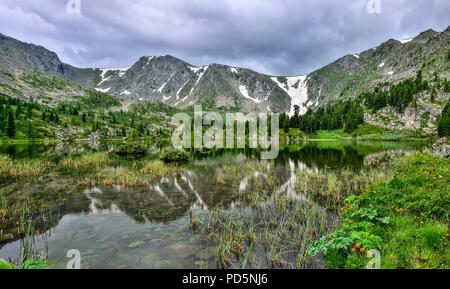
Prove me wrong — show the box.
[0,140,426,268]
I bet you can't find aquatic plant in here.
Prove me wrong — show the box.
[114,143,147,158]
[190,167,340,269]
[295,166,393,209]
[160,150,190,163]
[58,152,111,174]
[0,198,54,268]
[0,155,52,184]
[140,160,182,179]
[79,160,182,187]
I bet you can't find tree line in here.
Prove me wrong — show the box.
[279,71,449,135]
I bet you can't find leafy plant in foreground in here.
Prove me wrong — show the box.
[0,258,48,269]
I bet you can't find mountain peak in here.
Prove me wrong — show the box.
[444,25,450,33]
[414,29,439,41]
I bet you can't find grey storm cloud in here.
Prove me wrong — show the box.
[0,0,449,75]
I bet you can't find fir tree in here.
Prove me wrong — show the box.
[7,109,16,138]
[437,102,450,137]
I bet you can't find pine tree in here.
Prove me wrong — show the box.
[283,118,290,133]
[16,101,22,117]
[27,120,34,140]
[138,123,145,135]
[27,104,32,119]
[437,102,450,137]
[7,109,16,138]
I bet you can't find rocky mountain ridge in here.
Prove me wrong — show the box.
[0,25,449,116]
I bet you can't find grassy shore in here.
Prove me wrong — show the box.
[310,152,449,269]
[1,123,432,144]
[279,125,432,142]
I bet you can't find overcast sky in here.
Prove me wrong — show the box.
[0,0,449,75]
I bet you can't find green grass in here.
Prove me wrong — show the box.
[302,124,431,141]
[310,152,449,269]
[310,129,352,140]
[280,128,306,138]
[352,124,387,136]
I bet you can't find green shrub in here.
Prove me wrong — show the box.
[160,150,190,163]
[114,143,147,157]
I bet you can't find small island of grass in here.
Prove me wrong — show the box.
[160,150,190,163]
[114,143,147,158]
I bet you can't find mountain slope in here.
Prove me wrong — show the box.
[0,51,88,106]
[0,33,100,88]
[0,34,293,113]
[0,52,180,140]
[0,26,449,116]
[94,55,292,113]
[304,26,450,107]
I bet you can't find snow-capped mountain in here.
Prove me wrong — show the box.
[0,25,449,114]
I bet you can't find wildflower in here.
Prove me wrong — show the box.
[390,255,394,259]
[420,221,424,224]
[348,220,352,224]
[443,237,447,240]
[360,248,365,252]
[355,243,361,248]
[351,248,356,252]
[438,225,441,229]
[373,191,376,194]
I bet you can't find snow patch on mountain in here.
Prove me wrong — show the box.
[97,68,129,86]
[176,80,190,100]
[189,66,203,74]
[399,38,413,44]
[176,66,209,106]
[189,66,208,94]
[157,73,175,93]
[239,85,262,103]
[271,75,309,116]
[95,87,111,93]
[146,56,155,66]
